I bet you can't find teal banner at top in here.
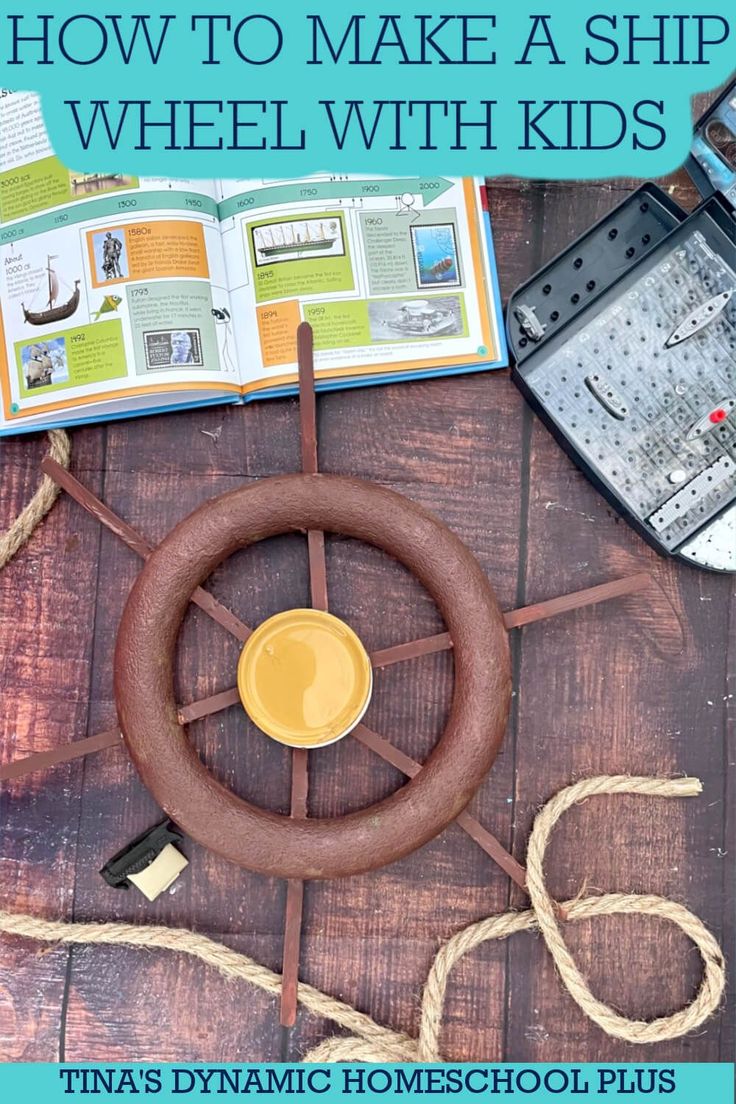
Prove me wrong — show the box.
[0,1063,732,1102]
[0,1,734,179]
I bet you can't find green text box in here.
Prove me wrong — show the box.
[126,280,220,375]
[247,211,354,305]
[360,208,462,296]
[303,300,370,350]
[0,156,141,224]
[0,156,71,222]
[15,319,126,399]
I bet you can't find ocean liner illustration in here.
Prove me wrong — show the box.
[255,221,339,260]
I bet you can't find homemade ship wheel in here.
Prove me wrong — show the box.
[3,323,653,1027]
[116,470,511,881]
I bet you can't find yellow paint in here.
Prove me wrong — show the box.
[237,609,372,748]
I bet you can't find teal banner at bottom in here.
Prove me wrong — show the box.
[0,1063,731,1102]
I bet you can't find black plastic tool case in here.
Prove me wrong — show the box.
[507,82,736,572]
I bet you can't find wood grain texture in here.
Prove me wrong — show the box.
[1,94,733,1062]
[0,427,104,1060]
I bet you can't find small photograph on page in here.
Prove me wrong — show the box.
[411,223,462,289]
[69,170,137,198]
[143,328,204,369]
[90,228,129,283]
[19,337,69,390]
[367,295,466,342]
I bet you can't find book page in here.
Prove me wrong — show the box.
[0,92,239,431]
[215,175,504,392]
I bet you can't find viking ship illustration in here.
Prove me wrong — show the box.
[22,256,81,327]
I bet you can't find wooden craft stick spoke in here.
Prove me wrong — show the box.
[298,321,319,476]
[353,723,527,890]
[280,322,322,1028]
[41,457,252,643]
[502,571,651,629]
[371,573,652,669]
[41,457,152,559]
[177,687,242,724]
[282,751,308,1027]
[0,728,122,782]
[454,811,527,890]
[371,633,451,668]
[2,687,246,783]
[307,530,329,613]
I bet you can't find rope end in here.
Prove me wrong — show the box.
[676,777,703,798]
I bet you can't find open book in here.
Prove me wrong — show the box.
[0,92,507,436]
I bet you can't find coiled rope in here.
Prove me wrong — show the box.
[0,775,725,1060]
[0,430,71,569]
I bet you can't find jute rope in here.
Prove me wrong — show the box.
[0,775,725,1059]
[0,430,71,569]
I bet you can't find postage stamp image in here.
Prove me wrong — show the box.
[143,328,203,369]
[411,223,461,289]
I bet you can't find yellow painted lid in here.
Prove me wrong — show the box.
[237,609,373,748]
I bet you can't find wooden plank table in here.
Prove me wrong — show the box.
[0,92,733,1063]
